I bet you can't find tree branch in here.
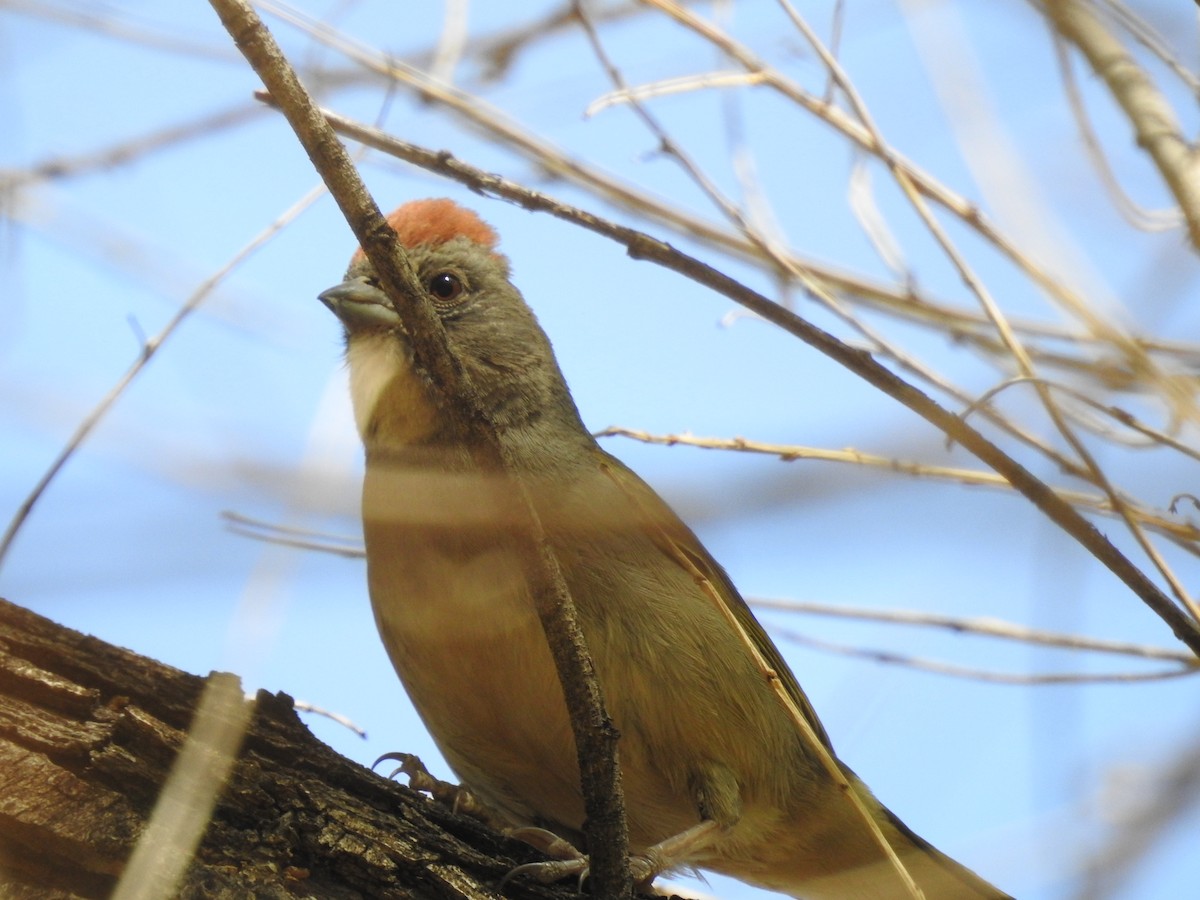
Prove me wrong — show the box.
[244,105,1200,657]
[0,597,572,899]
[205,1,631,896]
[1047,0,1200,252]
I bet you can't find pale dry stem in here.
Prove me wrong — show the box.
[596,426,1200,552]
[1047,0,1200,251]
[0,185,329,569]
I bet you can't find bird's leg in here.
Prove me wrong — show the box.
[629,820,725,884]
[504,761,739,887]
[505,826,588,863]
[503,819,726,889]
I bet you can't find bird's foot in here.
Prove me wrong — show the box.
[502,820,724,890]
[501,826,591,889]
[373,752,499,825]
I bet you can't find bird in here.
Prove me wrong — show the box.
[318,197,1012,899]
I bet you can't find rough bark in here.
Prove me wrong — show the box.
[0,597,575,899]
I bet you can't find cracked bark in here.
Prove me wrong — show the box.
[0,597,580,900]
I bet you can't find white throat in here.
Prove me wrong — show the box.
[345,333,407,439]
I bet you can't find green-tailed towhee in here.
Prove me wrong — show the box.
[318,198,1011,900]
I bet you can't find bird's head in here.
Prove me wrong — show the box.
[319,199,583,453]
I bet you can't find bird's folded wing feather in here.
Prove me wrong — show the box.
[595,454,834,752]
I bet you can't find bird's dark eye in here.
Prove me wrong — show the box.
[427,271,464,303]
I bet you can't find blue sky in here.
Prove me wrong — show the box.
[3,3,1199,898]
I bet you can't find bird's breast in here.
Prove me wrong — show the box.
[361,462,586,826]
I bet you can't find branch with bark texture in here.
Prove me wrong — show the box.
[0,597,572,900]
[206,2,631,897]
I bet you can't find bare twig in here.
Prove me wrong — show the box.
[222,510,366,558]
[751,597,1197,664]
[647,0,1191,423]
[206,2,632,895]
[292,700,367,738]
[1047,0,1200,251]
[596,427,1200,550]
[576,0,1097,505]
[777,0,1196,621]
[245,98,1200,653]
[1029,382,1200,463]
[1054,34,1183,232]
[775,630,1196,685]
[0,185,327,570]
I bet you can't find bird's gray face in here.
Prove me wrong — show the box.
[318,239,577,442]
[317,245,478,335]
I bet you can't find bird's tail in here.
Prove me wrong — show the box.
[783,772,1012,900]
[869,804,1011,900]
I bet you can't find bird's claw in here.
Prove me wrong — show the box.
[501,828,664,890]
[504,819,722,891]
[501,857,663,890]
[500,826,589,889]
[501,858,590,891]
[373,752,494,822]
[505,826,585,861]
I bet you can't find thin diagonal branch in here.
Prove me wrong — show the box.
[0,185,326,570]
[205,3,631,897]
[239,100,1200,652]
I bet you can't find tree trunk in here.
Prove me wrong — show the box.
[0,597,574,899]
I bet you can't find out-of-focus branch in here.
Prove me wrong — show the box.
[596,427,1200,551]
[4,0,234,59]
[1054,34,1183,232]
[751,597,1197,663]
[1047,0,1200,252]
[0,103,264,189]
[0,187,327,571]
[1073,725,1200,900]
[219,510,1198,668]
[776,629,1195,685]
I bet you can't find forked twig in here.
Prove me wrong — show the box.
[243,95,1200,653]
[0,185,328,570]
